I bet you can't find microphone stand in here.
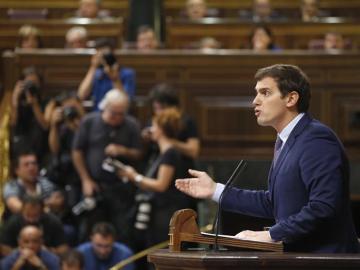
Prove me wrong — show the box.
[212,160,247,251]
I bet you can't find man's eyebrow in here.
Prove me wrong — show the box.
[255,87,271,92]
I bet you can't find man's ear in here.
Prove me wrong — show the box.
[286,91,299,109]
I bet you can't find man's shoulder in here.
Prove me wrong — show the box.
[124,115,140,129]
[113,242,133,256]
[120,67,135,77]
[40,249,60,263]
[77,242,92,252]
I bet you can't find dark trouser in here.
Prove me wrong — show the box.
[77,182,136,245]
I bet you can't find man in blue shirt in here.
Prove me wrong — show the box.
[77,222,134,270]
[77,38,135,111]
[1,225,60,270]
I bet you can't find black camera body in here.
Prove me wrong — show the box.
[62,106,79,121]
[102,51,117,67]
[19,80,39,105]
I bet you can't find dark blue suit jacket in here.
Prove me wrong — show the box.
[222,114,359,252]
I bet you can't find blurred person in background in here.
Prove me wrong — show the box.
[66,26,88,49]
[61,250,84,270]
[72,90,141,243]
[16,25,42,50]
[185,0,208,20]
[324,32,345,50]
[239,0,283,22]
[0,196,68,256]
[77,222,134,270]
[77,38,135,111]
[249,25,280,51]
[2,151,56,220]
[1,225,60,270]
[10,67,48,164]
[300,0,328,22]
[75,0,110,19]
[136,25,159,51]
[119,108,195,247]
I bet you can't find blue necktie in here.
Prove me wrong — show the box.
[273,136,283,166]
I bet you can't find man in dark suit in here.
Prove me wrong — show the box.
[176,64,359,253]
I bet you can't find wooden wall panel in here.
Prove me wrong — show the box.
[3,49,360,159]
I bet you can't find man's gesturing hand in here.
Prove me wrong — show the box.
[175,169,216,199]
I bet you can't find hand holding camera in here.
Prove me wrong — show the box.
[104,143,128,157]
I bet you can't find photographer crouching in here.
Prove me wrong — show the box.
[10,67,48,164]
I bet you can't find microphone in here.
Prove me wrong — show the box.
[212,160,247,251]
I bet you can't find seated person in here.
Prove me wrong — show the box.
[3,151,56,219]
[1,225,60,270]
[185,0,208,20]
[77,38,136,110]
[0,195,68,256]
[60,250,84,270]
[75,0,110,19]
[120,108,195,246]
[239,0,283,22]
[249,25,280,51]
[10,67,48,163]
[77,222,134,270]
[66,26,88,49]
[199,37,221,50]
[136,25,159,51]
[45,190,78,246]
[308,32,349,51]
[15,25,42,50]
[324,32,345,50]
[300,0,329,22]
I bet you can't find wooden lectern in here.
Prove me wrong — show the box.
[148,209,360,270]
[168,209,283,252]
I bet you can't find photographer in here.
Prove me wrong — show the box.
[77,38,135,111]
[10,67,48,163]
[46,92,85,207]
[72,89,141,243]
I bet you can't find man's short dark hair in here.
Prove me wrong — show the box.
[254,64,311,112]
[91,222,117,238]
[149,83,179,107]
[13,150,37,169]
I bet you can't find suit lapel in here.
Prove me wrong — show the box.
[269,114,313,190]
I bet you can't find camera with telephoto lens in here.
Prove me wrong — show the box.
[72,196,97,216]
[62,106,79,121]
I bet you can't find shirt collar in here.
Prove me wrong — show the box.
[278,113,305,146]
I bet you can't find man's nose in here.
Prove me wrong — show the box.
[252,94,260,106]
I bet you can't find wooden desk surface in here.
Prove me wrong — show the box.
[149,249,360,270]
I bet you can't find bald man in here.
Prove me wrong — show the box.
[1,225,59,270]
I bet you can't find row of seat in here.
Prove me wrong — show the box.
[2,0,360,19]
[0,18,359,51]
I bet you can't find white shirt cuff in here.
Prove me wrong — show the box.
[211,183,225,202]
